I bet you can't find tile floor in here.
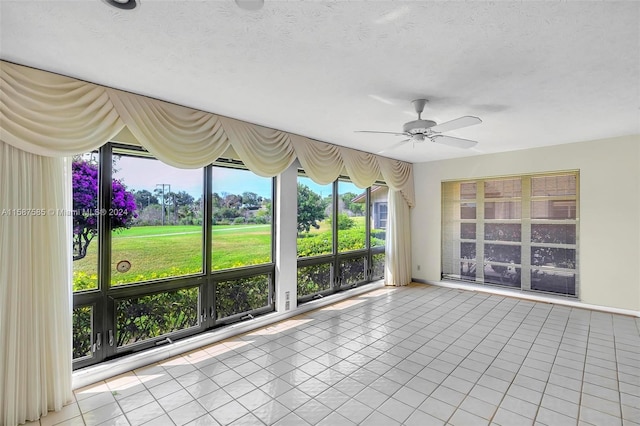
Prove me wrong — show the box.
[31,284,640,425]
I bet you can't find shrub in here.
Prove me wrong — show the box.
[73,271,98,292]
[297,233,332,257]
[336,228,365,251]
[298,263,332,297]
[72,307,92,359]
[371,229,386,240]
[215,275,270,319]
[327,212,355,230]
[116,287,199,347]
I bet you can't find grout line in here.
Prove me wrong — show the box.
[63,285,636,426]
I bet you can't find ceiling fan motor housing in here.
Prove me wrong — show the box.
[403,119,437,134]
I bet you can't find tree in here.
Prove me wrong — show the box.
[133,189,158,209]
[223,193,242,209]
[167,191,195,224]
[297,183,327,234]
[212,192,223,209]
[173,190,194,206]
[329,212,355,230]
[254,199,272,224]
[341,191,364,215]
[242,191,262,209]
[72,160,137,261]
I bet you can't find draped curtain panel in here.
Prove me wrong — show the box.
[1,61,414,202]
[0,60,414,422]
[385,189,413,286]
[0,142,73,426]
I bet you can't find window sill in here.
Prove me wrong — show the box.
[415,278,639,318]
[72,280,385,389]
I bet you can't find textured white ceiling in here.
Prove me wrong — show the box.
[1,0,639,163]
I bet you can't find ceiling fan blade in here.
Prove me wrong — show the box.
[355,130,409,136]
[430,116,482,133]
[431,135,478,149]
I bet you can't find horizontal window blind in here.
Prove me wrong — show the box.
[442,172,579,297]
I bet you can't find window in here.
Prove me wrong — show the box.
[374,202,388,229]
[211,166,273,269]
[296,176,333,258]
[296,173,385,301]
[111,154,204,286]
[72,152,100,293]
[71,144,275,369]
[338,179,366,253]
[442,172,579,297]
[369,186,387,281]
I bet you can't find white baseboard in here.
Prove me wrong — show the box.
[72,281,385,390]
[414,278,640,318]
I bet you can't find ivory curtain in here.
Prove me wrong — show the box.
[1,61,414,205]
[0,60,414,424]
[0,142,73,425]
[385,188,413,286]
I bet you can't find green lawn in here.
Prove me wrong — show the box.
[73,218,373,291]
[73,224,272,290]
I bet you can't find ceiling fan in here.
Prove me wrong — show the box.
[356,99,482,152]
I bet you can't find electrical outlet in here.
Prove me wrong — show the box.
[285,301,290,310]
[417,265,421,271]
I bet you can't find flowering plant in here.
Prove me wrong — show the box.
[72,160,137,260]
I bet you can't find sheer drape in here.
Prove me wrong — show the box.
[0,142,73,426]
[0,59,414,423]
[385,189,412,286]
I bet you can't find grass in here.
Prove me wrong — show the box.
[304,216,365,234]
[73,224,272,289]
[73,217,372,290]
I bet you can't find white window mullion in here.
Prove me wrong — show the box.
[477,180,485,283]
[521,176,532,291]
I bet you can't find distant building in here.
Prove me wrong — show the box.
[352,185,388,229]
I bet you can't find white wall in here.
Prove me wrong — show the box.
[411,135,640,312]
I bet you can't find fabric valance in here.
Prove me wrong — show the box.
[1,61,414,206]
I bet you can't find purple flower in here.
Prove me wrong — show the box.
[72,160,138,260]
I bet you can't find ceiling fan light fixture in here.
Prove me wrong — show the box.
[235,0,264,11]
[355,99,482,151]
[102,0,137,10]
[403,119,437,134]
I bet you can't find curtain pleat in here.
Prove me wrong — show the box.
[340,148,382,189]
[0,142,73,426]
[385,189,412,286]
[1,62,124,156]
[291,135,344,185]
[378,156,415,208]
[107,89,230,168]
[220,116,297,177]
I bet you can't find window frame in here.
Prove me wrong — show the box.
[72,143,277,369]
[441,171,579,298]
[296,172,385,303]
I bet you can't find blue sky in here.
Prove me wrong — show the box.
[114,156,364,199]
[114,156,205,198]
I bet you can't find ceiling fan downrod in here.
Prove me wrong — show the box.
[412,99,428,120]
